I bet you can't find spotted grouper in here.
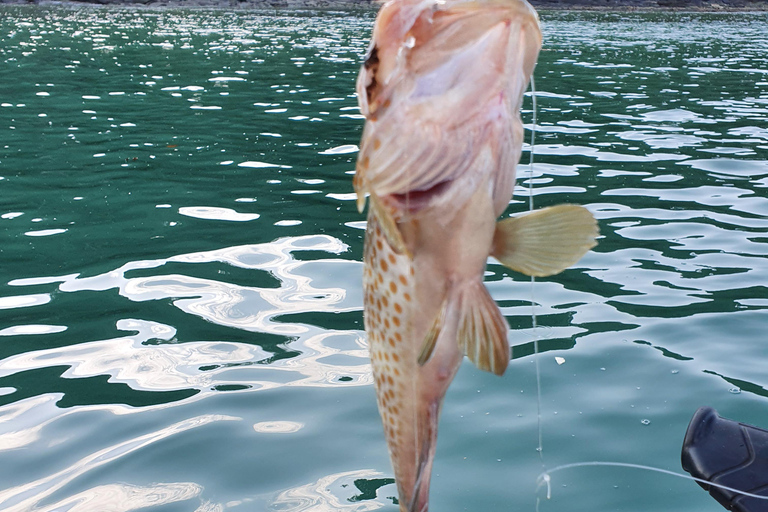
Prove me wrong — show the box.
[354,0,599,510]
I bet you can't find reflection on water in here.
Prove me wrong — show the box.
[253,421,303,433]
[0,6,766,512]
[0,414,239,512]
[270,470,390,512]
[35,482,206,512]
[2,235,370,402]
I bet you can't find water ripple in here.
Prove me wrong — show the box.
[0,414,238,512]
[270,470,390,512]
[4,236,370,400]
[0,8,767,512]
[36,482,205,512]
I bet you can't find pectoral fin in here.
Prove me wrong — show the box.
[370,194,410,257]
[491,204,598,278]
[353,171,368,213]
[457,281,510,376]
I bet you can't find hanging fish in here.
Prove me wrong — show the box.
[354,0,598,510]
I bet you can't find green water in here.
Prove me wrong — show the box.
[0,6,766,512]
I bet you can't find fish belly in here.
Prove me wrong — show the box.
[364,213,460,512]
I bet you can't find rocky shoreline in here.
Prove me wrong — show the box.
[2,0,767,11]
[531,0,768,9]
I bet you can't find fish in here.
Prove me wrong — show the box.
[353,0,599,510]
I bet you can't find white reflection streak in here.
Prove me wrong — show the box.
[0,319,268,392]
[194,500,225,512]
[0,324,67,336]
[0,414,239,512]
[0,421,44,452]
[36,482,204,512]
[0,293,51,310]
[280,331,372,389]
[0,395,59,451]
[178,206,260,222]
[174,235,353,335]
[253,421,303,433]
[4,235,372,393]
[58,235,354,336]
[270,470,387,512]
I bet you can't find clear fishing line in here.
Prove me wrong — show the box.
[537,462,768,502]
[524,70,768,512]
[526,76,545,467]
[527,76,537,214]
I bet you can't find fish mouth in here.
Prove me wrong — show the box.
[388,179,453,214]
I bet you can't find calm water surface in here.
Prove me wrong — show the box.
[0,6,766,512]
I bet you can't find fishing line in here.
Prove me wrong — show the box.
[527,76,537,214]
[537,462,768,502]
[526,76,544,467]
[524,68,767,512]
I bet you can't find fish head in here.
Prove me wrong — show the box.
[358,0,540,121]
[355,0,542,218]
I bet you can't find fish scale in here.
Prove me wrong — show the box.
[364,216,418,481]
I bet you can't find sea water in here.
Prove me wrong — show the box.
[0,7,766,511]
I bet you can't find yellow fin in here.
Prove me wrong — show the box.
[370,194,410,257]
[457,281,509,376]
[353,172,367,213]
[356,194,367,214]
[417,297,448,366]
[491,204,598,278]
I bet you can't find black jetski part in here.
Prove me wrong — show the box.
[682,406,768,512]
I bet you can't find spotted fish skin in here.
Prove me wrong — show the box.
[363,182,499,512]
[355,0,596,511]
[363,215,453,512]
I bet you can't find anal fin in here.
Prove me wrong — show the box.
[491,204,598,278]
[457,281,509,376]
